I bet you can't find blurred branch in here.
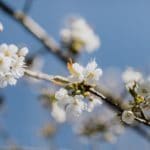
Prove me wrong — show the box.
[0,0,69,63]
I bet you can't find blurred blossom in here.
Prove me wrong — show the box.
[60,17,100,53]
[55,88,86,120]
[39,88,56,109]
[136,80,150,97]
[27,56,44,83]
[122,67,143,89]
[86,96,102,112]
[39,88,66,122]
[29,56,44,71]
[73,108,124,144]
[0,43,28,88]
[51,102,66,123]
[54,88,102,122]
[41,123,56,138]
[0,22,3,32]
[100,68,123,95]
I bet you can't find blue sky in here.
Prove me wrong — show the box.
[0,0,150,149]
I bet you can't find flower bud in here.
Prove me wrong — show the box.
[122,110,135,124]
[19,47,29,56]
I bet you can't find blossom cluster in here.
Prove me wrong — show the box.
[60,17,100,53]
[122,67,150,124]
[122,67,143,89]
[0,44,28,88]
[74,108,124,143]
[50,60,103,122]
[68,59,103,86]
[122,67,150,99]
[134,80,150,121]
[52,88,102,122]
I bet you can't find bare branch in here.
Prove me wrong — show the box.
[24,69,69,86]
[89,87,123,112]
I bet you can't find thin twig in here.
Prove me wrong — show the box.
[89,87,123,112]
[135,117,150,126]
[24,69,69,86]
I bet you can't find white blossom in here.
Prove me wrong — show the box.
[122,67,143,88]
[0,22,3,32]
[84,60,103,85]
[65,95,86,119]
[26,56,44,84]
[68,60,103,86]
[74,108,124,143]
[0,73,17,88]
[86,97,102,112]
[55,88,86,119]
[60,29,72,44]
[122,110,135,124]
[0,44,18,57]
[60,17,100,53]
[19,47,29,56]
[68,62,84,83]
[54,88,102,122]
[55,88,71,108]
[11,56,26,78]
[51,103,66,123]
[0,53,11,72]
[103,132,117,143]
[0,43,28,88]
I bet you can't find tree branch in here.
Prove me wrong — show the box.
[89,88,150,127]
[0,0,69,63]
[25,69,150,127]
[24,69,69,86]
